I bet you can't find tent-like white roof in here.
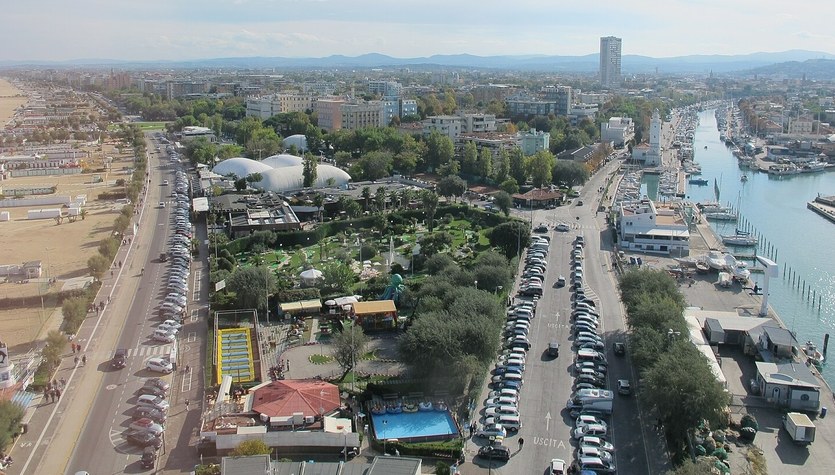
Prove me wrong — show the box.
[254,164,351,193]
[282,135,308,152]
[262,153,304,168]
[212,157,272,178]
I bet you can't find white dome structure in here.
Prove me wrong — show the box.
[282,135,308,152]
[212,157,272,178]
[261,153,304,168]
[253,164,351,193]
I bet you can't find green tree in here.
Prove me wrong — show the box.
[425,254,457,275]
[227,266,276,314]
[360,186,372,211]
[354,151,393,181]
[552,160,590,188]
[235,116,264,146]
[619,268,686,311]
[421,190,440,233]
[665,458,718,475]
[302,153,319,188]
[42,330,67,367]
[231,439,272,456]
[87,254,111,279]
[246,127,282,159]
[477,147,493,180]
[393,151,418,175]
[331,325,369,380]
[424,130,454,171]
[472,251,513,292]
[461,141,478,175]
[495,180,517,199]
[322,261,356,293]
[0,399,25,451]
[494,148,510,182]
[437,176,467,201]
[643,345,731,454]
[62,296,89,329]
[528,150,555,188]
[493,191,513,216]
[489,221,531,258]
[509,146,527,185]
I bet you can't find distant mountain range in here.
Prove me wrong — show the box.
[2,50,834,75]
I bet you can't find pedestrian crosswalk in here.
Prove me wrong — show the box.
[127,344,172,358]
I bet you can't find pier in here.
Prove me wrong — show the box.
[808,196,835,225]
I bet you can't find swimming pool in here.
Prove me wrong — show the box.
[371,410,459,441]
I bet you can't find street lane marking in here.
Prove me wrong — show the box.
[532,436,567,449]
[187,332,196,343]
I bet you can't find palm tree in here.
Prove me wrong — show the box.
[388,189,400,211]
[312,193,325,222]
[421,190,439,233]
[361,186,372,212]
[374,186,387,213]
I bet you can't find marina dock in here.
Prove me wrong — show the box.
[807,200,835,224]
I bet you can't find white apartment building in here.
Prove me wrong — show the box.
[518,129,550,156]
[600,117,635,147]
[460,114,497,134]
[788,116,815,135]
[618,200,689,256]
[247,94,317,120]
[422,115,463,139]
[341,102,385,130]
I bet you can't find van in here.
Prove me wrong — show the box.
[576,348,608,364]
[493,414,522,431]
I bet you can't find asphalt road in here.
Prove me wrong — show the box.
[470,160,652,474]
[62,138,186,474]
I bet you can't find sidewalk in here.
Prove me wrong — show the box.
[11,176,153,474]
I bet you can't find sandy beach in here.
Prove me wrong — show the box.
[0,77,27,126]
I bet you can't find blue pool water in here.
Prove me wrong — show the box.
[371,410,459,440]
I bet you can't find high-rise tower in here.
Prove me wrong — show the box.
[599,36,622,88]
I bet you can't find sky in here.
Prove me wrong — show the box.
[0,0,833,62]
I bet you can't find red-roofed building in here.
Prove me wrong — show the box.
[512,187,564,208]
[250,379,340,420]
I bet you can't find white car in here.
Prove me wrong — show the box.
[161,320,183,330]
[157,323,180,334]
[576,415,608,431]
[152,332,176,343]
[579,436,614,451]
[573,423,608,439]
[146,357,173,373]
[137,394,170,412]
[555,222,570,232]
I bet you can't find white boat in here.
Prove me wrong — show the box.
[768,164,800,176]
[722,234,758,246]
[704,211,738,221]
[800,161,826,173]
[705,250,726,271]
[803,341,825,367]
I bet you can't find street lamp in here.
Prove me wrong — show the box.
[474,280,478,289]
[382,419,388,455]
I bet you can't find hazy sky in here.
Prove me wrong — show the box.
[1,0,832,61]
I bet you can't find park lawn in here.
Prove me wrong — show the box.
[135,121,168,130]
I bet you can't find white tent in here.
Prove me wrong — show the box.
[299,269,324,286]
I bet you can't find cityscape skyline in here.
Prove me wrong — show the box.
[0,0,833,62]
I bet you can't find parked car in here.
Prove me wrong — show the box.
[478,444,511,461]
[573,423,608,440]
[144,378,170,392]
[136,384,167,397]
[145,357,173,374]
[474,424,506,439]
[125,430,162,449]
[132,407,167,424]
[140,446,156,469]
[129,418,164,436]
[579,436,614,452]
